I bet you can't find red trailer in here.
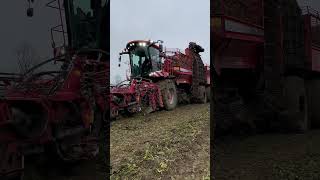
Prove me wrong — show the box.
[302,6,320,128]
[212,0,320,135]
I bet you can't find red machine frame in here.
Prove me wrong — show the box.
[212,0,264,74]
[302,6,320,73]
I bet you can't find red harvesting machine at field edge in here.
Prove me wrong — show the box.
[110,40,210,118]
[212,0,320,135]
[0,0,108,179]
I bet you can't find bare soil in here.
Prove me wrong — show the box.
[214,131,320,180]
[110,103,210,180]
[23,149,107,180]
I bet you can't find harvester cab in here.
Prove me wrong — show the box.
[27,0,108,57]
[15,0,109,92]
[119,40,164,79]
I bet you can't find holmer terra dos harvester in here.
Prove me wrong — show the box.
[212,0,320,135]
[110,40,210,118]
[0,0,109,179]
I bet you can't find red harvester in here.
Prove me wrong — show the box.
[111,40,210,118]
[0,0,109,179]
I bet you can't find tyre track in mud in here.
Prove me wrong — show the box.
[214,131,320,180]
[111,103,210,179]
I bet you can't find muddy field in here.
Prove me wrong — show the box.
[23,147,107,180]
[110,103,210,179]
[214,131,320,180]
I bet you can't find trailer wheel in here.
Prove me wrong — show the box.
[158,80,178,110]
[283,76,309,133]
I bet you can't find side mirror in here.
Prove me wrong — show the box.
[27,8,33,17]
[159,44,163,52]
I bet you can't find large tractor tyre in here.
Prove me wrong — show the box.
[50,107,103,163]
[283,76,309,133]
[206,86,211,102]
[214,86,258,137]
[213,87,239,136]
[306,79,320,128]
[198,85,207,104]
[110,103,119,120]
[158,80,178,111]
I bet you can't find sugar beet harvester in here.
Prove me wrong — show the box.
[212,0,320,135]
[0,0,109,179]
[111,40,210,118]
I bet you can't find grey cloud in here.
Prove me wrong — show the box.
[0,0,59,73]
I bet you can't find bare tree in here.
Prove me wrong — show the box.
[15,41,39,74]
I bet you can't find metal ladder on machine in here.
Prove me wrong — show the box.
[257,0,284,119]
[262,0,305,122]
[46,0,68,55]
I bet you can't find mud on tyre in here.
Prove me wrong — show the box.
[157,79,178,110]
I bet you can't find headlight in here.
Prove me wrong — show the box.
[173,66,180,71]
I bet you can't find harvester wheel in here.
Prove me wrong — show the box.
[52,109,104,163]
[198,85,207,104]
[110,106,118,120]
[158,79,178,110]
[283,76,309,133]
[306,79,320,128]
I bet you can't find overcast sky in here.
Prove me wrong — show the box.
[110,0,210,84]
[0,0,59,73]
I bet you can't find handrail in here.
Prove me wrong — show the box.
[46,0,67,49]
[212,0,264,28]
[223,15,264,30]
[301,6,320,19]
